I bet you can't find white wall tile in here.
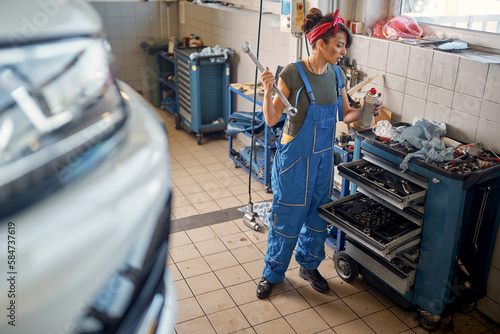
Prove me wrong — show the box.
[109,39,124,54]
[475,118,500,153]
[105,3,121,17]
[429,51,459,90]
[135,3,150,17]
[348,35,370,66]
[484,64,500,104]
[120,2,135,17]
[427,86,453,108]
[455,57,488,99]
[407,47,434,83]
[386,42,410,77]
[452,93,481,117]
[367,38,389,72]
[382,88,404,116]
[447,110,479,143]
[424,102,451,124]
[385,73,405,93]
[480,100,500,124]
[405,79,428,100]
[401,95,425,123]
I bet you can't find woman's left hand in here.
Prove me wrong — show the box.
[373,95,382,115]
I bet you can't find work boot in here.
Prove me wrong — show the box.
[256,278,274,299]
[299,267,329,293]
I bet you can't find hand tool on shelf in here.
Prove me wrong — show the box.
[241,41,297,116]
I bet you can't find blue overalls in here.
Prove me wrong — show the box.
[262,62,343,284]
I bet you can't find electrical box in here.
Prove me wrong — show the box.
[280,0,304,33]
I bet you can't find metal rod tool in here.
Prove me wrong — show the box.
[241,41,297,116]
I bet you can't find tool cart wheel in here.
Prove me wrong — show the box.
[264,185,272,193]
[333,251,359,283]
[173,113,181,130]
[196,133,203,145]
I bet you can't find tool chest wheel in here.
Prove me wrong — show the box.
[418,311,441,331]
[333,251,359,283]
[196,133,203,145]
[173,113,181,130]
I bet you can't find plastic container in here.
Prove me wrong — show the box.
[359,88,379,128]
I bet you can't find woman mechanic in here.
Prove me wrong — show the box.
[257,8,381,299]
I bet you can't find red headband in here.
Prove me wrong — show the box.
[306,9,345,45]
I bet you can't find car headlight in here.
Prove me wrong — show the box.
[0,37,127,219]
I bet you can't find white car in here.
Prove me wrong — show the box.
[0,1,176,333]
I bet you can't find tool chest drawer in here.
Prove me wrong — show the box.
[338,156,427,210]
[319,192,422,260]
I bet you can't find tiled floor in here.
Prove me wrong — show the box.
[161,113,500,334]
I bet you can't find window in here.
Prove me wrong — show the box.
[400,0,500,34]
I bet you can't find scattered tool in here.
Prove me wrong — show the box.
[241,41,297,116]
[243,202,263,232]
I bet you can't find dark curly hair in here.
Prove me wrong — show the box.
[301,8,352,48]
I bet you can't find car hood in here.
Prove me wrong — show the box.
[0,0,102,46]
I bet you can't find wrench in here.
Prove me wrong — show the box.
[241,41,297,116]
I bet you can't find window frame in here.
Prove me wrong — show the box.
[389,0,500,53]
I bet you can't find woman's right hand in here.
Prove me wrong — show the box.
[260,67,275,94]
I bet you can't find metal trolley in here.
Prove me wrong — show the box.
[174,47,231,145]
[319,123,500,330]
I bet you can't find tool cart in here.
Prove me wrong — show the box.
[174,46,231,145]
[319,123,500,330]
[157,51,177,114]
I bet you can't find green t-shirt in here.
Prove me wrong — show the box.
[279,61,347,137]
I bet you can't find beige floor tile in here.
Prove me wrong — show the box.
[368,288,396,308]
[343,291,386,317]
[362,309,410,334]
[175,316,216,334]
[315,330,336,334]
[176,257,212,278]
[215,265,252,287]
[204,250,239,271]
[325,244,336,259]
[204,161,227,171]
[199,180,225,192]
[196,288,236,315]
[186,226,217,243]
[269,289,311,316]
[172,204,199,219]
[244,229,268,244]
[174,152,196,162]
[329,276,366,298]
[231,244,265,264]
[220,232,254,249]
[253,318,296,334]
[172,195,190,208]
[333,319,376,334]
[207,307,251,334]
[388,305,420,329]
[318,258,338,280]
[169,231,192,248]
[173,175,198,187]
[193,173,216,183]
[286,267,310,289]
[207,187,236,200]
[170,161,183,170]
[187,191,213,204]
[240,299,282,326]
[178,183,205,196]
[216,196,244,209]
[296,284,339,307]
[166,252,173,265]
[179,159,202,168]
[242,259,265,279]
[167,263,183,281]
[269,278,296,297]
[228,184,249,196]
[176,297,205,323]
[285,308,330,334]
[195,237,228,256]
[226,280,258,305]
[255,241,268,255]
[314,299,359,327]
[198,155,219,164]
[185,165,210,176]
[288,254,301,270]
[186,272,224,296]
[450,313,489,334]
[171,169,190,178]
[210,220,242,237]
[175,279,193,300]
[194,200,222,214]
[169,243,202,263]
